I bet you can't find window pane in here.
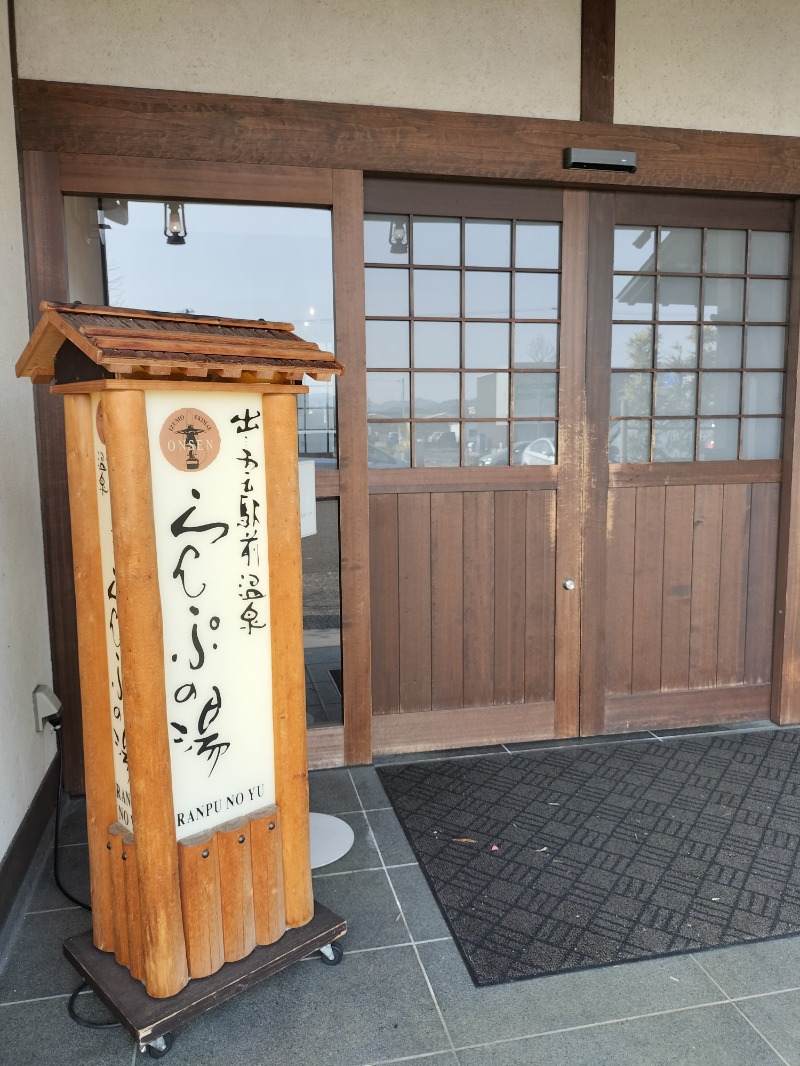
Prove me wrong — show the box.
[743,372,783,415]
[365,267,408,316]
[749,231,790,276]
[699,418,738,460]
[610,420,649,463]
[705,229,746,274]
[742,418,782,459]
[613,227,655,272]
[611,324,653,368]
[464,322,510,368]
[414,372,460,418]
[703,277,744,322]
[745,325,786,368]
[365,214,409,264]
[367,372,409,418]
[465,271,510,318]
[368,423,410,467]
[701,325,742,368]
[513,323,558,367]
[366,320,409,368]
[699,372,740,415]
[466,372,509,418]
[655,372,697,415]
[413,269,460,317]
[747,279,788,322]
[415,424,460,467]
[659,228,702,272]
[657,276,700,320]
[656,325,698,368]
[611,372,652,416]
[515,222,560,269]
[414,321,461,368]
[653,419,695,461]
[470,422,509,466]
[515,273,560,318]
[511,422,557,465]
[413,216,460,265]
[514,373,558,418]
[613,274,654,319]
[465,219,511,267]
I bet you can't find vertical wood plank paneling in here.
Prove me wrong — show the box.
[525,490,556,703]
[689,484,724,689]
[431,493,464,710]
[604,488,636,695]
[494,491,527,705]
[660,485,695,691]
[631,486,666,694]
[717,483,752,685]
[581,0,616,124]
[746,482,781,684]
[463,492,495,707]
[397,494,432,712]
[369,494,399,714]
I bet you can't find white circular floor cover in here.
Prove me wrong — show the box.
[309,812,356,869]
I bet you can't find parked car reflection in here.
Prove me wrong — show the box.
[478,438,556,466]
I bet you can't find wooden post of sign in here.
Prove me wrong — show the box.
[262,393,313,929]
[102,388,189,999]
[63,392,117,953]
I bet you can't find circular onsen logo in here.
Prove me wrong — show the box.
[159,407,221,473]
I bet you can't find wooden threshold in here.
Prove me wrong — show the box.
[307,725,345,769]
[603,684,772,734]
[372,702,556,756]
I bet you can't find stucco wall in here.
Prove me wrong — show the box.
[0,8,54,864]
[14,0,581,120]
[616,0,800,136]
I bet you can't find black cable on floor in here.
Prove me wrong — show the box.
[67,981,120,1030]
[50,718,91,912]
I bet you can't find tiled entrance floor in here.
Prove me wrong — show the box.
[4,723,800,1064]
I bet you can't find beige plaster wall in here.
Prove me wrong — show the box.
[0,6,54,864]
[14,0,581,120]
[616,0,800,136]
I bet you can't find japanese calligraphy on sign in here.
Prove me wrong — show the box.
[146,392,275,841]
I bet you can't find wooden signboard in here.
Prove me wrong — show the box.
[17,302,344,1001]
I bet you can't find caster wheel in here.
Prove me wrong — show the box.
[319,941,344,966]
[145,1033,175,1058]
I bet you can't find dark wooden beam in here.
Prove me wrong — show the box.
[581,0,616,123]
[17,79,800,198]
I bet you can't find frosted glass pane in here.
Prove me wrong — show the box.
[745,326,786,368]
[365,214,409,264]
[611,372,651,416]
[749,231,790,276]
[513,323,558,367]
[703,278,744,322]
[657,276,700,321]
[613,227,655,272]
[610,420,649,463]
[699,418,738,460]
[699,372,740,416]
[611,324,653,368]
[414,372,460,417]
[655,372,696,416]
[705,229,746,274]
[465,271,510,318]
[465,219,510,267]
[464,322,510,368]
[414,321,461,368]
[515,223,560,269]
[466,373,509,418]
[515,273,560,318]
[613,274,654,320]
[413,269,460,317]
[743,372,783,415]
[514,373,558,418]
[367,372,409,418]
[659,228,702,272]
[413,217,460,265]
[747,279,788,322]
[656,325,698,368]
[701,325,742,368]
[366,320,409,368]
[365,268,408,316]
[654,420,695,461]
[742,418,782,459]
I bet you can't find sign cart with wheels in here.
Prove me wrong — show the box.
[16,302,346,1056]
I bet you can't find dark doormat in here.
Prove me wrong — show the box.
[377,729,800,986]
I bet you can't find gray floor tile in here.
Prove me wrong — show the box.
[417,939,723,1047]
[388,864,451,943]
[455,1003,784,1066]
[309,768,360,815]
[380,1056,459,1065]
[0,909,94,1003]
[374,745,506,765]
[349,766,390,811]
[737,989,800,1066]
[0,996,133,1066]
[695,936,800,998]
[312,869,408,951]
[311,811,382,874]
[159,945,449,1066]
[55,798,88,846]
[28,845,90,914]
[366,808,416,866]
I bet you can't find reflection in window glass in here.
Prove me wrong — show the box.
[515,273,560,319]
[656,325,698,368]
[464,322,510,368]
[415,424,460,467]
[657,276,700,320]
[613,227,655,272]
[611,373,651,417]
[368,422,410,466]
[613,275,655,320]
[464,271,511,318]
[701,325,742,368]
[743,372,783,415]
[469,422,508,465]
[511,422,557,465]
[513,323,558,367]
[515,223,561,269]
[366,320,410,368]
[514,374,558,418]
[655,372,697,416]
[699,418,738,460]
[413,372,460,418]
[365,267,409,316]
[747,279,788,322]
[413,217,460,265]
[413,269,460,317]
[705,229,746,274]
[653,419,695,461]
[749,231,790,276]
[367,372,410,419]
[609,419,649,463]
[465,373,509,418]
[699,372,740,416]
[301,499,343,729]
[703,277,744,322]
[414,321,461,368]
[465,219,511,267]
[745,326,786,368]
[742,418,782,459]
[659,228,702,273]
[365,214,409,264]
[611,324,653,368]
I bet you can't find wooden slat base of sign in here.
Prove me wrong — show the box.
[63,903,346,1047]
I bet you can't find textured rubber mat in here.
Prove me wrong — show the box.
[377,730,800,985]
